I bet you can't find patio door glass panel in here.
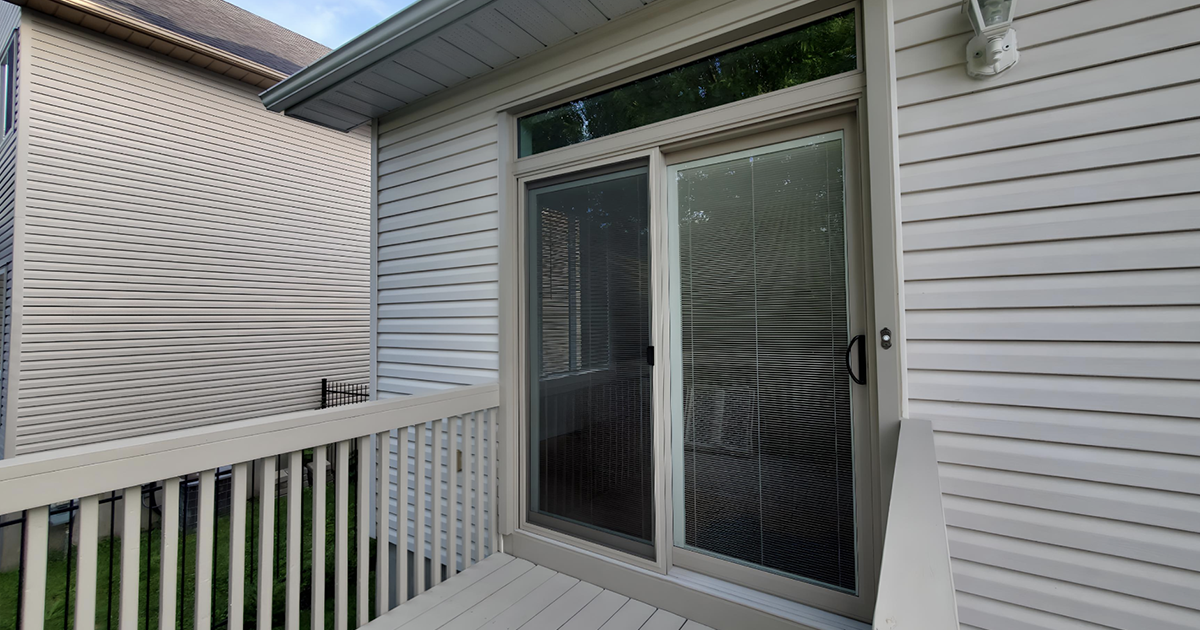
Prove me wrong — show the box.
[670,133,857,591]
[527,164,655,558]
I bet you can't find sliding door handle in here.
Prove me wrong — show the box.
[846,334,867,385]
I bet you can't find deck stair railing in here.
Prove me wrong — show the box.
[0,383,500,630]
[872,418,959,630]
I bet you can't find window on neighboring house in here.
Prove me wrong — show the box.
[518,9,858,157]
[1,38,12,134]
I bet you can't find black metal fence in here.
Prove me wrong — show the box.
[320,379,369,410]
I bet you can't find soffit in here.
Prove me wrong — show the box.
[266,0,660,131]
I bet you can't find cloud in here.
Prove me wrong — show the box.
[226,0,412,48]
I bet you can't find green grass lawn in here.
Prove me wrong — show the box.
[0,468,377,630]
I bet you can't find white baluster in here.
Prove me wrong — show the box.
[258,457,277,630]
[120,486,141,630]
[287,452,302,630]
[335,441,350,630]
[22,505,49,630]
[160,479,180,630]
[229,464,248,630]
[75,495,99,630]
[196,472,216,630]
[376,431,391,616]
[414,423,426,596]
[312,446,327,630]
[357,435,370,627]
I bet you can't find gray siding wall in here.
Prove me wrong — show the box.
[895,1,1200,628]
[0,3,20,459]
[375,114,500,398]
[12,13,371,455]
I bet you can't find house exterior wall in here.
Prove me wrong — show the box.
[0,3,21,460]
[6,12,371,456]
[894,1,1200,628]
[362,0,1200,626]
[375,114,500,398]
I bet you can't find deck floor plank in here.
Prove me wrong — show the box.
[597,600,656,630]
[640,610,687,630]
[558,591,630,630]
[367,553,713,630]
[395,557,536,630]
[373,554,515,630]
[438,566,557,630]
[477,573,580,630]
[518,582,604,630]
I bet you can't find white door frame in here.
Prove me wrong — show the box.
[495,0,905,623]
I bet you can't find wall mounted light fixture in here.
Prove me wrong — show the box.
[963,0,1019,78]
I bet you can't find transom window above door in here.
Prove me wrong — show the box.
[517,9,858,157]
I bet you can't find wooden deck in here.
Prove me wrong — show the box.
[368,553,713,630]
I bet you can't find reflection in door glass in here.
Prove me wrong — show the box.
[672,135,856,591]
[527,165,654,558]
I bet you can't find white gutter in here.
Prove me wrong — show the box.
[260,0,494,112]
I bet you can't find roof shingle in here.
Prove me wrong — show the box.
[81,0,330,76]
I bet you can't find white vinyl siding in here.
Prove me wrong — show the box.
[12,13,371,455]
[895,1,1200,628]
[375,115,500,397]
[0,3,19,459]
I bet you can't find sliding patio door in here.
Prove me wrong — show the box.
[526,163,655,558]
[668,131,865,596]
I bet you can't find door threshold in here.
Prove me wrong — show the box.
[508,529,870,630]
[666,565,870,630]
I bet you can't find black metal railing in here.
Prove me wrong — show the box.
[320,379,369,410]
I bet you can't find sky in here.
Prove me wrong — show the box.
[225,0,418,49]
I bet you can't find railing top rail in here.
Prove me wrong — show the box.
[0,382,499,514]
[872,417,958,630]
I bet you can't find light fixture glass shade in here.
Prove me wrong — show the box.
[980,0,1015,28]
[965,0,1016,35]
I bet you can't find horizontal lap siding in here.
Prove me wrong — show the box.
[896,1,1200,628]
[375,116,500,398]
[0,4,17,458]
[14,15,371,454]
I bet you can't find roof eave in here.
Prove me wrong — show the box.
[260,0,492,113]
[10,0,291,87]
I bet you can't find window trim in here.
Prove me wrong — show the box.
[511,1,860,151]
[1,35,14,136]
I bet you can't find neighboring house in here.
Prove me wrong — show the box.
[245,0,1198,629]
[0,0,372,458]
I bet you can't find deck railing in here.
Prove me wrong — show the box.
[873,418,958,630]
[0,383,500,630]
